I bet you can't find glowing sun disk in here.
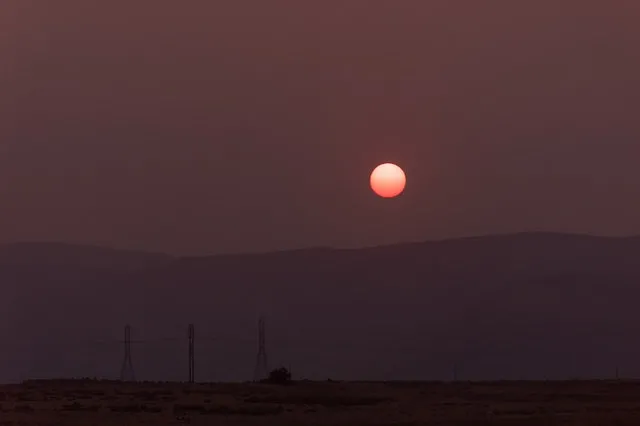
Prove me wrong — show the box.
[370,163,406,198]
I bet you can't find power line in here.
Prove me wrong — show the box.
[8,322,459,383]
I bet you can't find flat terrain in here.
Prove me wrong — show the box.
[2,380,640,425]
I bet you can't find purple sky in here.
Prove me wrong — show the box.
[2,1,639,255]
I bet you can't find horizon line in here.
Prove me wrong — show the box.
[1,231,638,258]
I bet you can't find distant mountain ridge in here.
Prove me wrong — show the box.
[0,242,172,269]
[2,232,640,383]
[2,232,638,262]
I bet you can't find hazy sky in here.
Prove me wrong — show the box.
[2,1,639,255]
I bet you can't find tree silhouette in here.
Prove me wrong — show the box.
[264,367,292,385]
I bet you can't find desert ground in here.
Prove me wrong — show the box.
[2,380,640,425]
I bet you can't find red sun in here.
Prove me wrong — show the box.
[370,163,406,198]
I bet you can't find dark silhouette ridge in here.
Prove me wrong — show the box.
[0,242,172,269]
[3,232,640,383]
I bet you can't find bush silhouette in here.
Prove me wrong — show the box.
[264,367,292,385]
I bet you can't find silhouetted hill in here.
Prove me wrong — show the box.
[0,242,172,269]
[3,233,640,383]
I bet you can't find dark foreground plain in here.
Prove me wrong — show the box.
[2,380,640,425]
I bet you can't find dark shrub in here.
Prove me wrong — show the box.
[263,367,292,385]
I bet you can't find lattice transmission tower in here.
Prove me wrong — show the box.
[120,324,135,381]
[188,323,195,383]
[253,315,268,381]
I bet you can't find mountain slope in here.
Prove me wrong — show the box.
[0,242,172,269]
[2,233,640,383]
